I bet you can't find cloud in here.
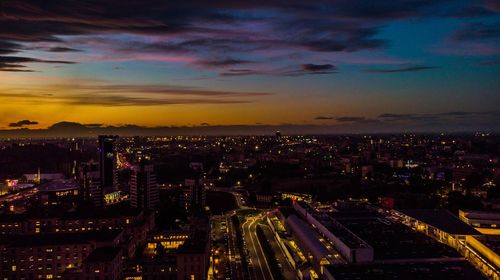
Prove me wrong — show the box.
[47,47,81,52]
[220,63,337,77]
[0,0,466,75]
[452,22,500,42]
[336,116,368,122]
[195,58,253,67]
[365,65,437,73]
[314,116,334,120]
[220,68,265,77]
[9,119,38,127]
[0,82,272,106]
[0,56,76,72]
[301,64,335,72]
[0,41,23,55]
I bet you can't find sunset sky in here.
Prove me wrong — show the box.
[0,0,499,133]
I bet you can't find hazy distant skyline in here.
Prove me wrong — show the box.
[1,0,499,133]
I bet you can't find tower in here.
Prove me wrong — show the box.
[184,162,205,215]
[98,135,118,192]
[130,162,159,210]
[79,161,101,207]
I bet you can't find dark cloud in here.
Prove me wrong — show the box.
[84,123,104,127]
[0,41,22,54]
[220,64,337,77]
[314,116,334,120]
[195,58,253,67]
[336,116,367,122]
[301,64,336,74]
[47,47,81,52]
[0,56,76,71]
[365,65,437,73]
[9,120,38,127]
[301,64,334,71]
[452,22,500,42]
[0,0,469,74]
[0,0,496,75]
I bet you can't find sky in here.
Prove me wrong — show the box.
[0,0,499,135]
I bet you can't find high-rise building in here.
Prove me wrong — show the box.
[182,163,206,214]
[79,161,101,206]
[130,162,159,210]
[98,135,118,192]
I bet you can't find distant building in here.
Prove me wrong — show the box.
[275,130,282,141]
[130,162,159,210]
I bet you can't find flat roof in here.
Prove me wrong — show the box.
[325,260,487,280]
[399,209,480,235]
[332,210,460,260]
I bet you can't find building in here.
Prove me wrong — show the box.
[80,246,123,280]
[176,230,210,280]
[38,179,80,206]
[284,214,332,272]
[395,209,498,279]
[98,135,118,193]
[459,209,500,235]
[323,260,486,280]
[130,162,159,210]
[293,201,374,264]
[0,230,123,279]
[79,161,100,205]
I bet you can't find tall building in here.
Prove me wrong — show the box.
[130,162,159,210]
[98,135,118,192]
[79,161,101,207]
[182,163,206,214]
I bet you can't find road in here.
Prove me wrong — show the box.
[243,214,274,280]
[260,224,296,280]
[226,214,245,280]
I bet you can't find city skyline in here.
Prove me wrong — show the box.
[1,0,499,134]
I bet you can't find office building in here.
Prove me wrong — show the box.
[130,163,159,210]
[98,135,118,192]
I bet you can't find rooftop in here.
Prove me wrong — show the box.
[332,210,460,260]
[399,209,480,235]
[325,260,487,280]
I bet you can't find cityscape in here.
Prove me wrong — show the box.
[1,1,500,280]
[0,134,499,279]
